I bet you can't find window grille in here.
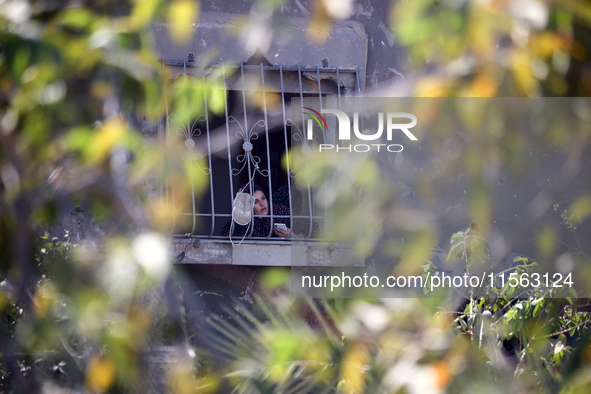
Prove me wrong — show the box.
[161,61,361,242]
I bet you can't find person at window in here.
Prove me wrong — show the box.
[222,184,292,238]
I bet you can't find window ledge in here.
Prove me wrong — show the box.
[172,239,364,267]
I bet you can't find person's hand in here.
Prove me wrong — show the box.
[274,226,290,238]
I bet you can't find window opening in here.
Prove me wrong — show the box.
[161,61,360,242]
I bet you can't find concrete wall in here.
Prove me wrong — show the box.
[155,0,401,90]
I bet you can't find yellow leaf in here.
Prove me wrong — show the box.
[90,81,113,99]
[168,359,202,394]
[570,194,591,222]
[33,284,55,317]
[0,294,7,311]
[207,86,225,115]
[467,2,497,60]
[339,342,368,394]
[86,355,116,392]
[168,0,199,44]
[88,118,127,164]
[414,76,453,97]
[530,32,569,58]
[462,73,498,97]
[432,360,452,390]
[510,50,540,96]
[307,1,331,44]
[130,0,161,29]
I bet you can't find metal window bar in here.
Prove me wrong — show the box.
[222,63,235,229]
[260,64,275,239]
[183,61,198,235]
[297,66,314,239]
[279,65,293,242]
[162,61,360,242]
[201,62,215,236]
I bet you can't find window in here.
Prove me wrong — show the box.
[161,61,361,242]
[149,11,368,266]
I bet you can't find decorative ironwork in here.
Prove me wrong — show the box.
[229,115,269,177]
[169,114,211,175]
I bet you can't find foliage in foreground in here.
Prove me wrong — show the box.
[190,247,591,394]
[1,0,591,392]
[4,253,591,393]
[204,296,591,394]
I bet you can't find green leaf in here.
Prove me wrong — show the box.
[513,256,529,264]
[260,268,289,290]
[208,86,225,115]
[533,301,544,317]
[467,316,475,329]
[450,231,463,243]
[569,328,576,337]
[459,318,467,330]
[59,9,94,30]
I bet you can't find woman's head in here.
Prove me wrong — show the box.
[253,189,268,215]
[239,184,268,216]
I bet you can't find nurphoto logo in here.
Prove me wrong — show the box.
[303,107,418,153]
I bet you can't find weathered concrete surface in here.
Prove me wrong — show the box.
[150,11,367,92]
[188,0,404,91]
[172,239,364,267]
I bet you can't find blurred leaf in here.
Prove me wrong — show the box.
[173,79,205,125]
[569,194,591,223]
[87,117,127,164]
[207,85,225,114]
[130,0,162,29]
[58,8,94,30]
[355,159,379,187]
[307,2,331,44]
[0,293,8,311]
[260,268,290,290]
[339,342,368,394]
[511,50,540,96]
[86,355,116,392]
[167,0,199,43]
[536,226,557,261]
[266,330,301,380]
[32,283,55,318]
[460,73,498,97]
[554,334,566,355]
[533,300,544,318]
[530,32,570,58]
[399,230,437,275]
[553,0,591,25]
[468,182,491,235]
